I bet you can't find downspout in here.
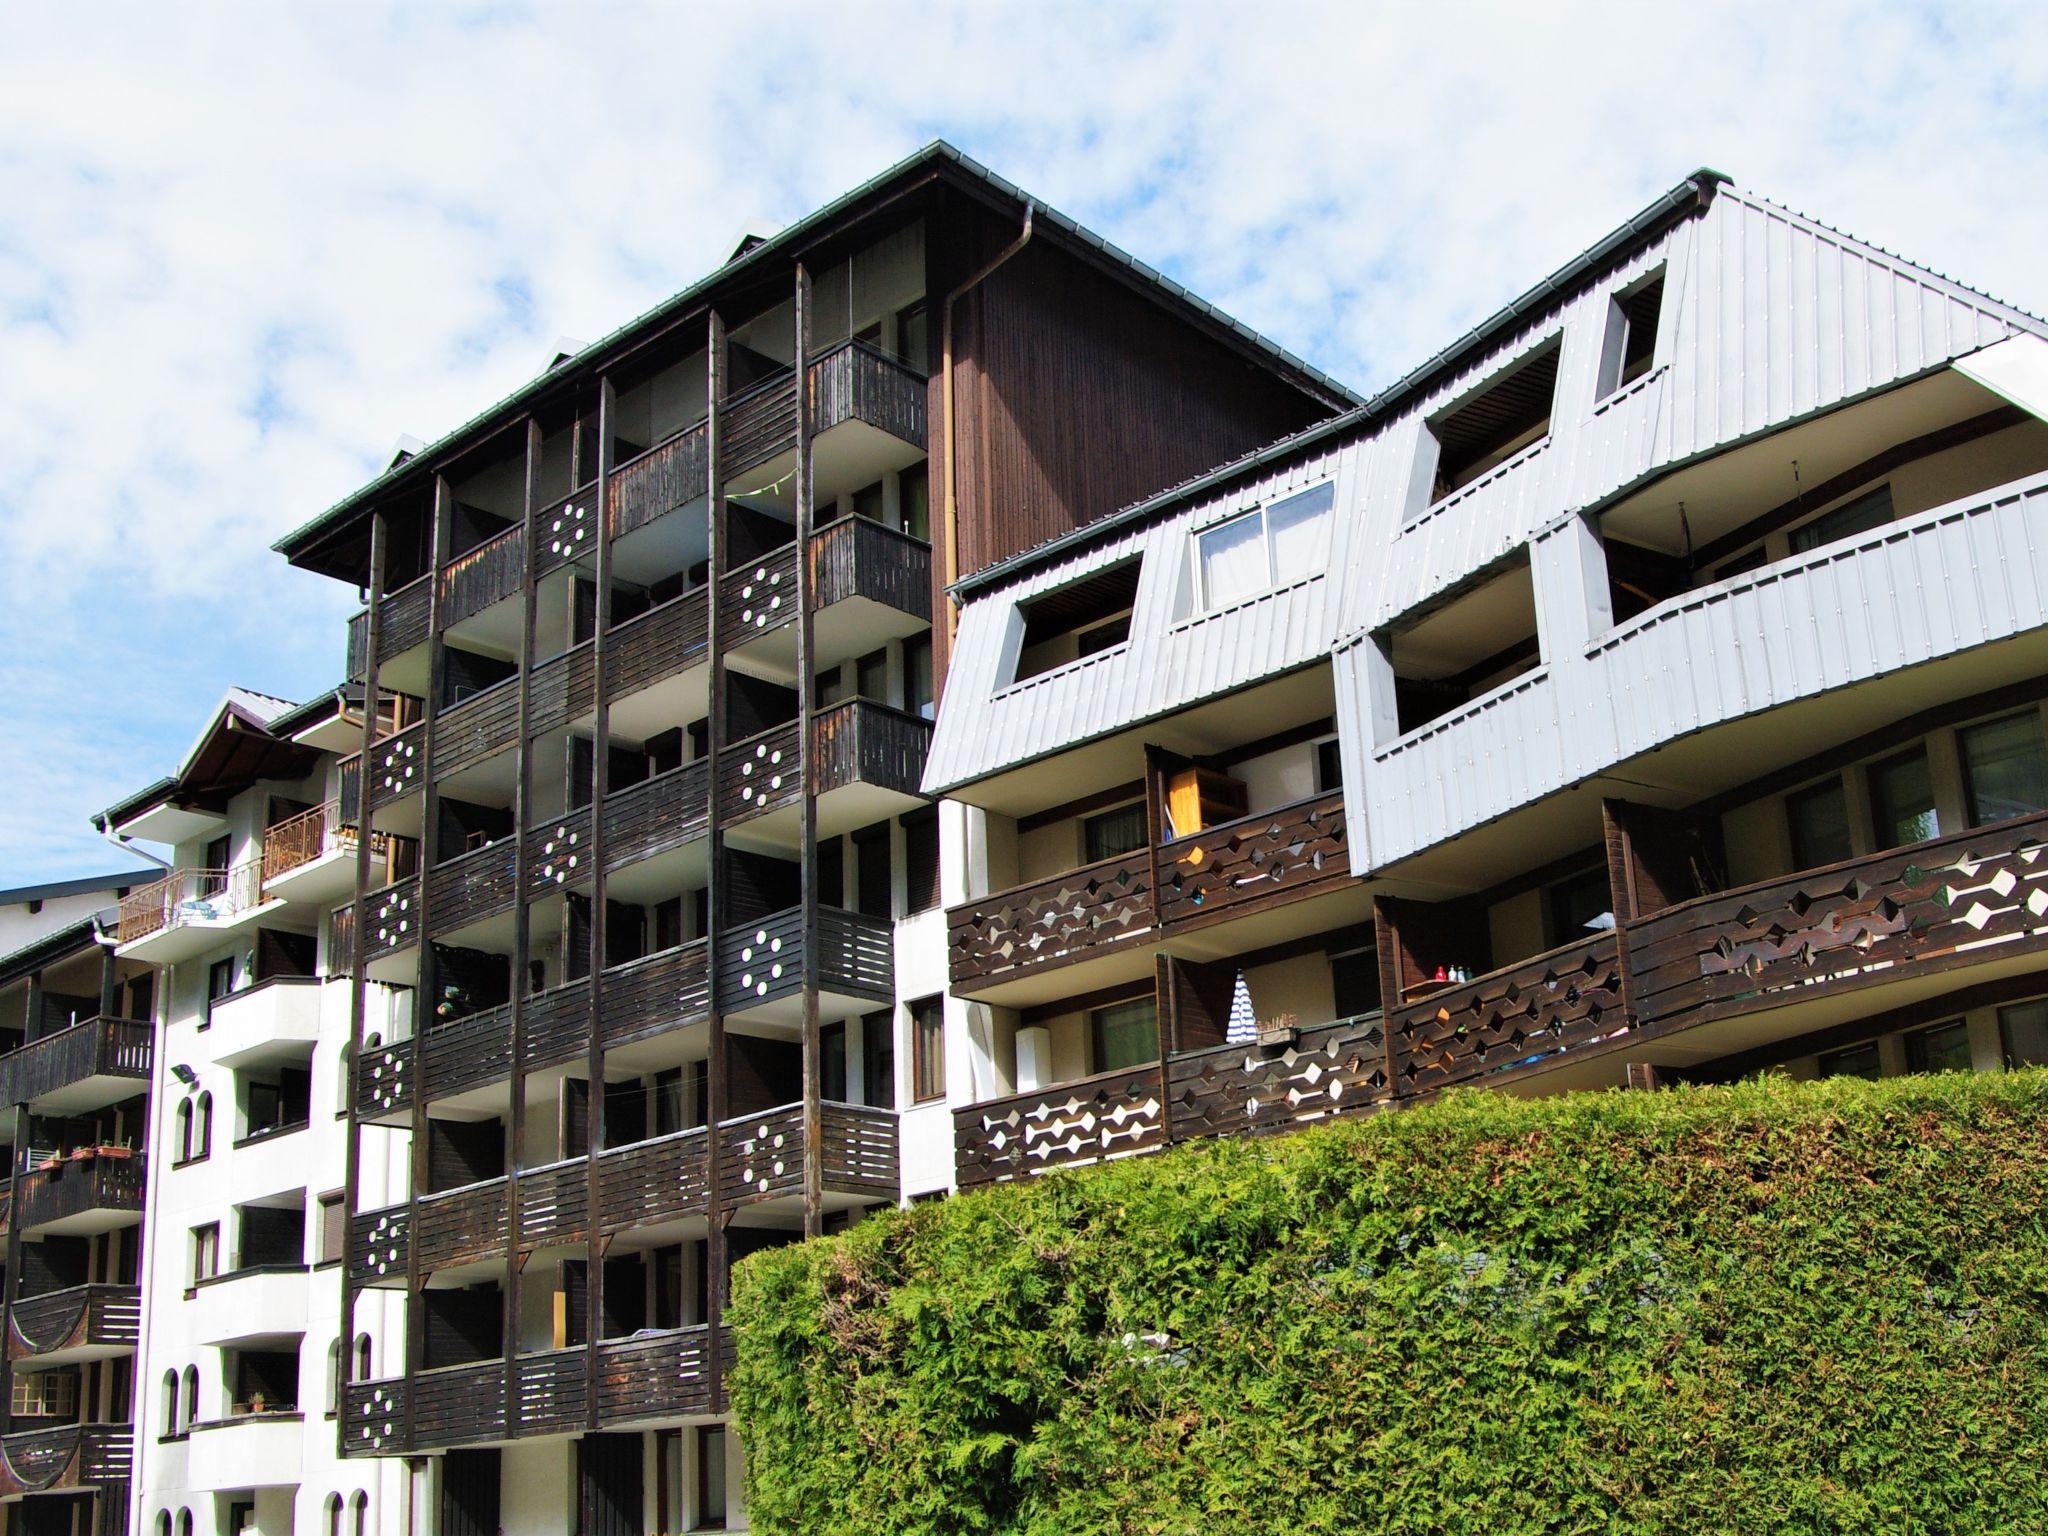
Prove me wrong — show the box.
[98,817,173,872]
[941,201,1035,641]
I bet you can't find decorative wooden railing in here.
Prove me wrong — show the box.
[809,512,932,622]
[593,1325,716,1421]
[529,639,597,735]
[531,481,601,580]
[812,700,932,802]
[413,1178,509,1273]
[718,1101,899,1207]
[0,1017,152,1110]
[338,719,426,822]
[948,851,1155,991]
[432,676,522,778]
[721,367,800,472]
[437,522,525,631]
[611,421,710,540]
[336,875,421,968]
[717,906,894,1012]
[717,541,801,652]
[13,1152,145,1234]
[1167,1013,1392,1143]
[606,585,710,698]
[8,1283,141,1362]
[602,761,710,870]
[346,571,433,679]
[1389,932,1626,1095]
[423,837,518,934]
[720,720,800,823]
[115,860,264,945]
[0,1422,131,1496]
[1156,790,1350,929]
[807,337,927,447]
[953,1066,1169,1188]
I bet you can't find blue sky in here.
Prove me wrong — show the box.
[3,0,2047,879]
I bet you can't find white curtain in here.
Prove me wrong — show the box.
[1267,483,1334,585]
[1198,512,1266,609]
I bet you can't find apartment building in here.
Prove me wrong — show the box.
[267,141,1351,1534]
[932,169,2048,1187]
[92,691,411,1536]
[0,882,156,1536]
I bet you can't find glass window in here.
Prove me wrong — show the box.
[895,302,928,371]
[1194,483,1334,611]
[1546,868,1611,945]
[855,648,889,703]
[1091,999,1159,1073]
[1787,777,1853,868]
[1075,613,1130,657]
[1788,485,1895,554]
[1083,803,1147,863]
[899,465,929,543]
[820,1023,847,1103]
[1959,710,2048,826]
[1904,1019,1973,1074]
[697,1424,727,1529]
[1818,1041,1882,1080]
[910,997,944,1104]
[850,480,884,522]
[1316,738,1342,795]
[190,1224,219,1286]
[902,636,933,721]
[861,1011,895,1109]
[1999,999,2048,1068]
[1868,747,1938,849]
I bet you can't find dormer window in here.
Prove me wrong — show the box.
[1426,342,1560,502]
[1193,482,1334,613]
[1596,268,1665,399]
[1010,558,1142,683]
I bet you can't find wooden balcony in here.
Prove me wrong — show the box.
[424,837,518,938]
[7,1284,141,1365]
[13,1152,145,1237]
[718,701,930,842]
[343,1326,718,1456]
[717,541,800,655]
[720,517,931,674]
[438,522,525,632]
[808,338,926,450]
[716,906,893,1022]
[722,368,799,474]
[354,941,713,1124]
[332,874,422,981]
[338,718,427,826]
[114,860,271,962]
[530,481,601,581]
[601,760,710,872]
[0,1422,132,1499]
[956,806,2048,1186]
[717,1102,898,1209]
[0,1018,151,1117]
[346,572,433,680]
[611,422,710,542]
[949,791,1354,1004]
[605,586,710,711]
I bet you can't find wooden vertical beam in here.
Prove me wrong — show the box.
[583,379,617,1432]
[403,476,454,1453]
[97,946,119,1022]
[1372,897,1404,1096]
[794,264,824,1240]
[703,311,731,1415]
[338,507,387,1451]
[0,1105,23,1436]
[500,416,542,1435]
[1601,799,1641,1031]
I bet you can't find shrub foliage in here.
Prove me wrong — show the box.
[729,1072,2048,1534]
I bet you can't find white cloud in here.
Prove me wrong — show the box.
[2,0,2046,878]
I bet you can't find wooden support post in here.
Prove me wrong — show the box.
[703,311,731,1415]
[584,379,617,1432]
[795,264,824,1240]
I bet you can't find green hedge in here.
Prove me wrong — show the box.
[729,1072,2048,1534]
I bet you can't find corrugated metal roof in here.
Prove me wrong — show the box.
[272,139,1361,565]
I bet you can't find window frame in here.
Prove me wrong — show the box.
[1081,801,1147,865]
[1957,708,2048,828]
[1903,1018,1973,1075]
[1191,480,1335,614]
[1088,996,1160,1074]
[909,996,945,1104]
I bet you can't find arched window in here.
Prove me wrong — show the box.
[325,1495,343,1536]
[178,1511,194,1536]
[154,1512,170,1536]
[194,1093,213,1160]
[174,1102,192,1164]
[160,1371,180,1438]
[182,1366,199,1430]
[327,1338,343,1416]
[354,1334,372,1379]
[351,1492,369,1536]
[338,1043,353,1114]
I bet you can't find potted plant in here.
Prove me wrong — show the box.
[1255,1011,1301,1048]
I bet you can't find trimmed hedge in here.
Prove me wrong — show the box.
[729,1072,2048,1534]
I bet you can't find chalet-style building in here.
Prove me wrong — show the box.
[93,691,411,1536]
[932,169,2048,1186]
[269,141,1351,1534]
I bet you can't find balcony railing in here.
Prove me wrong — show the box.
[717,1101,899,1207]
[338,719,426,822]
[812,699,932,802]
[7,1283,141,1362]
[438,522,525,631]
[115,860,264,945]
[948,850,1155,992]
[0,1017,152,1112]
[611,421,710,541]
[717,542,800,652]
[721,367,800,473]
[717,906,893,1012]
[953,1066,1166,1189]
[0,1422,131,1497]
[1156,790,1350,930]
[262,798,381,886]
[807,337,927,448]
[13,1151,145,1235]
[346,572,433,679]
[423,837,518,934]
[530,481,600,580]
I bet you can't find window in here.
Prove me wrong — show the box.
[1429,343,1560,500]
[1788,485,1895,555]
[183,1367,199,1430]
[352,1493,369,1536]
[813,668,851,708]
[160,1371,181,1440]
[850,480,884,522]
[205,957,234,1024]
[899,464,930,543]
[1330,945,1383,1019]
[355,1335,372,1379]
[902,810,939,915]
[1787,778,1853,869]
[12,1369,77,1419]
[1868,747,1938,849]
[194,1092,213,1161]
[200,835,232,898]
[1082,802,1147,864]
[861,1011,895,1110]
[190,1223,219,1286]
[1195,483,1334,611]
[1959,710,2048,826]
[821,1022,847,1103]
[895,301,928,370]
[2000,999,2048,1068]
[1090,998,1159,1073]
[697,1423,728,1530]
[175,1101,194,1164]
[180,1511,195,1536]
[902,635,934,720]
[1597,270,1665,398]
[157,1513,172,1536]
[1013,559,1141,681]
[1818,1041,1882,1080]
[318,1191,347,1265]
[1905,1019,1973,1074]
[910,997,945,1104]
[1315,738,1343,795]
[1545,868,1612,946]
[327,1340,343,1417]
[326,1496,343,1536]
[856,648,889,703]
[1075,612,1131,657]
